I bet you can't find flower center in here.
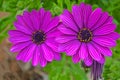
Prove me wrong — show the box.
[32,31,45,44]
[78,28,92,42]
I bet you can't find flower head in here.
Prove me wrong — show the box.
[56,2,120,80]
[8,8,61,67]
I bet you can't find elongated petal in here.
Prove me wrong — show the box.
[32,46,39,66]
[44,16,59,33]
[84,55,93,66]
[65,40,80,56]
[58,23,77,35]
[93,24,116,36]
[87,8,102,29]
[56,35,77,43]
[45,38,58,52]
[79,43,88,60]
[39,45,47,67]
[30,10,40,31]
[83,4,92,27]
[41,11,52,31]
[60,9,78,32]
[87,43,102,61]
[91,12,109,31]
[72,53,81,63]
[92,41,112,57]
[23,44,36,62]
[54,53,61,61]
[14,16,32,34]
[10,41,31,52]
[93,36,116,47]
[41,44,54,62]
[72,4,84,29]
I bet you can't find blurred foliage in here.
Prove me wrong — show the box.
[0,0,120,80]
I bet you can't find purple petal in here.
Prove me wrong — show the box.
[79,43,88,60]
[105,32,120,40]
[93,24,116,36]
[92,41,112,57]
[16,44,36,62]
[91,12,109,31]
[72,53,81,64]
[23,44,36,62]
[58,23,77,35]
[16,47,28,61]
[9,36,30,43]
[39,45,47,67]
[55,35,77,43]
[60,9,78,32]
[40,11,52,31]
[84,55,93,66]
[22,11,35,31]
[98,55,105,64]
[8,30,31,37]
[87,42,102,61]
[10,41,31,52]
[38,8,46,29]
[54,53,61,61]
[83,4,92,27]
[45,38,59,52]
[65,40,80,56]
[105,16,113,24]
[72,4,84,29]
[30,10,40,31]
[32,46,39,66]
[15,15,33,34]
[87,8,102,29]
[41,44,54,62]
[44,16,59,33]
[46,28,62,38]
[93,36,116,47]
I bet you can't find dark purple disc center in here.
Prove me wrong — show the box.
[32,31,45,44]
[78,28,92,42]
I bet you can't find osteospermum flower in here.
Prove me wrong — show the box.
[56,2,120,80]
[8,8,61,67]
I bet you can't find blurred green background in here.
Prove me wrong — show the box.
[0,0,120,80]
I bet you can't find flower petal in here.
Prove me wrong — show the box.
[93,36,116,47]
[65,40,80,56]
[40,11,52,31]
[79,43,88,60]
[92,41,112,57]
[45,16,59,33]
[14,15,33,34]
[54,53,61,61]
[32,46,39,66]
[93,24,116,36]
[45,38,59,52]
[72,4,84,29]
[56,35,77,43]
[10,41,31,52]
[84,55,93,66]
[39,45,47,67]
[83,4,92,27]
[23,44,36,62]
[60,9,78,32]
[41,44,54,62]
[58,23,77,35]
[87,8,102,29]
[87,43,102,61]
[72,53,81,64]
[91,12,109,31]
[30,10,40,31]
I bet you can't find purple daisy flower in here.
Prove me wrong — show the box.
[8,8,61,67]
[56,2,120,80]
